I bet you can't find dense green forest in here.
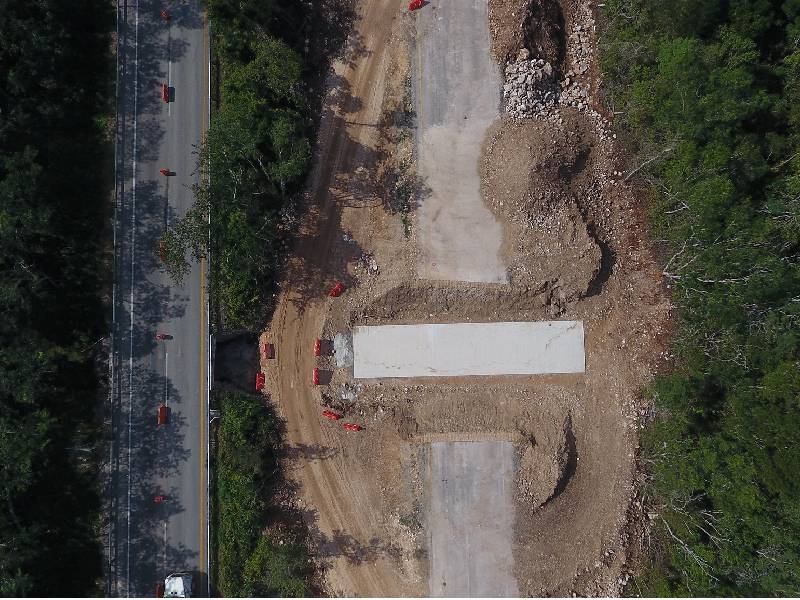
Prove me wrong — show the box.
[601,0,800,595]
[0,0,113,594]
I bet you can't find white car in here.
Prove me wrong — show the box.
[163,572,194,598]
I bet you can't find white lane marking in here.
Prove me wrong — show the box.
[168,59,172,116]
[164,351,169,407]
[205,26,212,594]
[126,0,139,596]
[109,0,121,592]
[163,521,168,578]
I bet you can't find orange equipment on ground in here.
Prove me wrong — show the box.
[314,338,322,357]
[409,0,424,10]
[322,410,342,421]
[328,282,345,297]
[343,423,363,432]
[255,372,266,391]
[312,368,320,386]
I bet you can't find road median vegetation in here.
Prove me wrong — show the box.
[600,0,800,595]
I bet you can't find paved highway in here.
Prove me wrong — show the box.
[109,0,209,596]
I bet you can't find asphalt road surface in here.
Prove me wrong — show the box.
[109,0,209,596]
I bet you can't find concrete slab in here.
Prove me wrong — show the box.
[414,0,507,283]
[353,321,585,379]
[427,441,519,597]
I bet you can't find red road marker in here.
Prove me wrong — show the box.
[328,282,345,297]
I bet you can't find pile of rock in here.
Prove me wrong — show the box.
[558,17,593,110]
[568,22,592,77]
[559,72,589,110]
[502,48,560,119]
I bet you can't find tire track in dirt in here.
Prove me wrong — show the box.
[268,1,407,596]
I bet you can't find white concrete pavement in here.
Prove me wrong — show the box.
[353,321,586,378]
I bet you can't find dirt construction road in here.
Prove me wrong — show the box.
[267,0,410,595]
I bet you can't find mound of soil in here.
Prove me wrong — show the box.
[517,415,574,509]
[490,0,566,70]
[481,116,602,301]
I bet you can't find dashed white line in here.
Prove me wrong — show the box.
[126,0,139,596]
[163,521,168,578]
[165,351,169,407]
[168,59,172,116]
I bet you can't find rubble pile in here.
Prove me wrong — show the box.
[502,48,560,118]
[502,5,598,117]
[559,15,593,109]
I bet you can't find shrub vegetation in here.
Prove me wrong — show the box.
[212,391,310,597]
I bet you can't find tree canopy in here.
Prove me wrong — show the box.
[0,0,113,594]
[601,0,800,595]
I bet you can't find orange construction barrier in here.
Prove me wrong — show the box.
[157,404,168,425]
[328,282,344,297]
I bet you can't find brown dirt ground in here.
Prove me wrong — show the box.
[264,0,672,596]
